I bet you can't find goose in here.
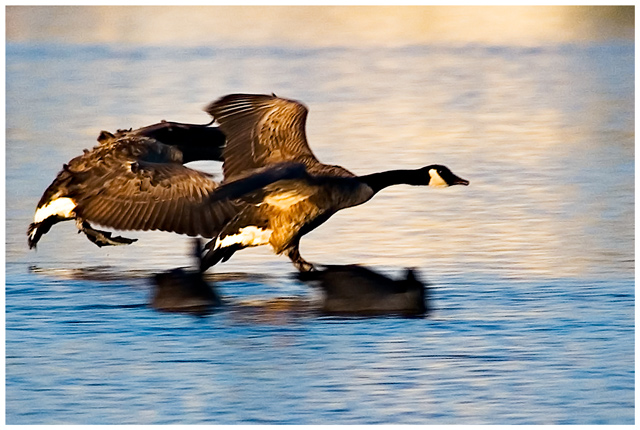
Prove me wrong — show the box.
[27,119,229,248]
[199,94,469,271]
[28,93,468,272]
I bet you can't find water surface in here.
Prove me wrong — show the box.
[6,40,634,424]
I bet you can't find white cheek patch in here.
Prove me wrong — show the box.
[216,226,272,249]
[33,197,76,223]
[428,169,448,188]
[263,191,308,209]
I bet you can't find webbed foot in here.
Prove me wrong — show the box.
[77,220,137,247]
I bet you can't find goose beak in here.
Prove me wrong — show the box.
[452,175,469,186]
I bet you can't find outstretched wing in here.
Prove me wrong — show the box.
[64,136,238,238]
[205,94,321,181]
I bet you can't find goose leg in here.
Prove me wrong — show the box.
[76,219,137,247]
[285,243,315,272]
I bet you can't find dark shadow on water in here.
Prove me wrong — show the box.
[298,264,429,317]
[28,262,430,319]
[150,268,222,316]
[148,263,429,318]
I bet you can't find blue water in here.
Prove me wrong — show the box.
[6,39,634,424]
[6,266,634,424]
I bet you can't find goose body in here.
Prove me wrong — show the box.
[29,94,469,272]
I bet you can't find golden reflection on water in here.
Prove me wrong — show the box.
[6,6,633,46]
[5,6,633,281]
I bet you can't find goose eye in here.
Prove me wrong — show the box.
[428,168,448,187]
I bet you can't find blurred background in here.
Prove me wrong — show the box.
[6,6,634,46]
[5,5,634,425]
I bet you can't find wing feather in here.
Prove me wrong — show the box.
[166,197,182,234]
[71,149,234,237]
[206,94,320,181]
[151,199,169,231]
[129,202,148,231]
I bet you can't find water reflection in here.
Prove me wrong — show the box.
[33,239,431,318]
[148,263,428,318]
[299,265,428,316]
[151,268,221,315]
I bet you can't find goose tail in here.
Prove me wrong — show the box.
[199,243,241,272]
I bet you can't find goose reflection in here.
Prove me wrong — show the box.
[150,268,221,315]
[299,264,428,317]
[149,264,428,318]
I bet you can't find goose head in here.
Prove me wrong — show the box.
[423,165,469,188]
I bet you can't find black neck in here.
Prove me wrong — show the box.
[359,169,425,194]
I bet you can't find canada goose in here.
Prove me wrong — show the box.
[27,120,229,248]
[28,94,468,272]
[299,264,428,316]
[199,94,468,271]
